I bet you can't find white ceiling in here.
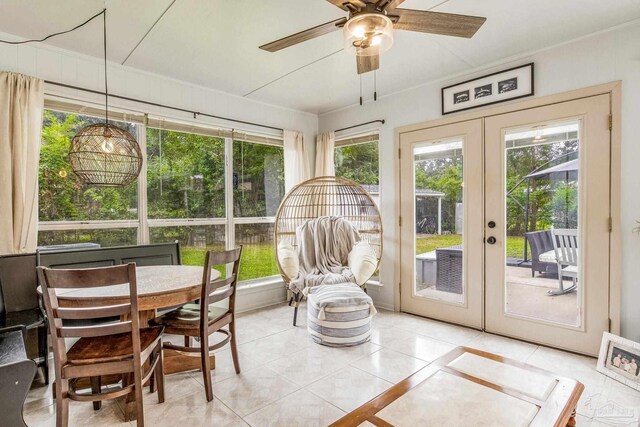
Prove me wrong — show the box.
[2,0,640,114]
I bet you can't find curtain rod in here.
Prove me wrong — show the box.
[44,80,285,132]
[334,119,385,133]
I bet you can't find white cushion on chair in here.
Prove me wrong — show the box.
[278,242,299,278]
[348,241,378,286]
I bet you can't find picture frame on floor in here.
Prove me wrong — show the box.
[597,332,640,390]
[441,63,534,115]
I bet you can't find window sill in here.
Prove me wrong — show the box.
[366,279,384,287]
[236,276,382,293]
[237,276,284,293]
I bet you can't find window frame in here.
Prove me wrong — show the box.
[38,100,284,286]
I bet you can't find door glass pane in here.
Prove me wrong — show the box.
[414,138,464,304]
[504,121,580,326]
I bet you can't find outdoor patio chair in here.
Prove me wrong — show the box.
[550,228,578,295]
[524,230,558,277]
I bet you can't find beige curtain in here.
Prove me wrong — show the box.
[315,131,335,177]
[0,72,44,254]
[283,130,310,192]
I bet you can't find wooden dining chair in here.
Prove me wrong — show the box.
[149,247,242,402]
[37,263,165,427]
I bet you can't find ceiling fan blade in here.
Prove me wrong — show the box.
[375,0,405,11]
[392,9,486,38]
[259,17,347,52]
[326,0,366,12]
[357,52,379,75]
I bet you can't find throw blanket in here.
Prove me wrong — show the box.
[289,216,360,294]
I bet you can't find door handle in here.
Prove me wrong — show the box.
[486,236,496,245]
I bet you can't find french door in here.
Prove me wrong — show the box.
[484,95,611,355]
[399,94,612,355]
[399,119,484,329]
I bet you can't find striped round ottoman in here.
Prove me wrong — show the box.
[306,283,376,347]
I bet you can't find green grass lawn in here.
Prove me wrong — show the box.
[182,244,279,282]
[416,234,527,259]
[182,235,528,283]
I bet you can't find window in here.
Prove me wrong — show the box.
[146,126,227,271]
[233,140,284,217]
[146,128,225,219]
[235,223,279,282]
[334,135,379,187]
[233,139,284,282]
[38,103,286,285]
[38,109,140,247]
[334,134,381,281]
[146,134,284,283]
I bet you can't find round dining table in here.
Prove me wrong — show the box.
[49,265,218,313]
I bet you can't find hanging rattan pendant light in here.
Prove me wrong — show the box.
[69,9,142,187]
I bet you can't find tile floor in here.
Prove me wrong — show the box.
[25,303,640,426]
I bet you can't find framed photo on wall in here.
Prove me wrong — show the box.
[442,63,534,115]
[597,332,640,391]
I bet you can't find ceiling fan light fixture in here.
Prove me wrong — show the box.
[344,13,393,56]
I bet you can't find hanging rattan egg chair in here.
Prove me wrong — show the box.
[274,176,383,324]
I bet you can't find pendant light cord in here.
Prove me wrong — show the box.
[0,7,110,124]
[103,8,109,125]
[0,9,105,44]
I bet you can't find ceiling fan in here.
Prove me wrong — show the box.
[259,0,487,75]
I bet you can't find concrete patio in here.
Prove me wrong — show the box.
[416,265,579,326]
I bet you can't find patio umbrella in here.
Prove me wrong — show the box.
[517,158,579,261]
[523,158,579,180]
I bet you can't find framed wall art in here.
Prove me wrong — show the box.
[442,63,534,115]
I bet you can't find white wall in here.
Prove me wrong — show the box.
[319,21,640,340]
[0,32,318,165]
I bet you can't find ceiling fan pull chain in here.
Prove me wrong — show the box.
[360,75,363,106]
[374,71,377,102]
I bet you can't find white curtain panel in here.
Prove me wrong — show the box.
[0,72,44,254]
[315,131,335,177]
[283,129,310,192]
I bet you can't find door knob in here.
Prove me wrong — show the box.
[486,236,496,244]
